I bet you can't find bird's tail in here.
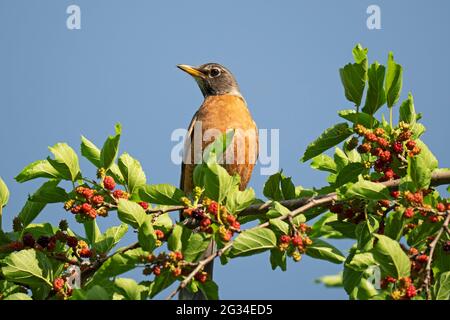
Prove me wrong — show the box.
[179,239,215,300]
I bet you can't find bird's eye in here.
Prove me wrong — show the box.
[210,68,221,77]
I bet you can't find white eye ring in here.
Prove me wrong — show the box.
[209,68,221,78]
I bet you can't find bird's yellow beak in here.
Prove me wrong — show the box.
[177,64,206,79]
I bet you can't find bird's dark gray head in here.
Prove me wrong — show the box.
[177,63,241,98]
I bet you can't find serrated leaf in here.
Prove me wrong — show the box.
[306,239,345,264]
[384,209,405,241]
[399,93,416,125]
[269,219,290,235]
[335,163,365,187]
[94,224,128,254]
[408,140,438,190]
[434,271,450,300]
[0,176,10,208]
[270,249,287,271]
[3,293,32,300]
[385,52,403,109]
[345,180,390,201]
[372,234,410,278]
[198,280,219,300]
[226,188,255,213]
[83,219,101,245]
[80,136,101,167]
[114,278,147,300]
[100,123,121,170]
[139,184,185,206]
[18,201,46,228]
[310,154,337,173]
[28,180,68,203]
[15,160,61,183]
[167,224,183,252]
[301,123,353,162]
[362,62,386,115]
[338,109,379,128]
[118,153,147,195]
[203,163,234,203]
[230,228,277,257]
[339,61,367,106]
[138,216,157,252]
[47,143,80,181]
[346,252,377,271]
[117,199,146,229]
[183,233,212,262]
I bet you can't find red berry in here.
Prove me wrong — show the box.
[174,251,184,261]
[365,132,377,142]
[371,147,383,157]
[139,202,149,210]
[9,241,24,251]
[377,137,389,149]
[390,190,400,199]
[207,202,218,215]
[226,215,236,224]
[232,221,241,230]
[192,209,205,220]
[113,189,124,199]
[153,266,161,276]
[66,236,78,248]
[280,235,291,244]
[384,168,395,180]
[374,128,385,137]
[221,230,233,242]
[88,209,97,219]
[379,199,391,208]
[200,218,211,228]
[406,140,416,151]
[292,236,303,247]
[393,141,403,154]
[103,176,116,191]
[195,272,208,283]
[330,204,343,213]
[404,208,415,219]
[437,203,446,212]
[92,195,104,205]
[172,268,182,277]
[155,229,165,239]
[386,276,397,283]
[71,205,81,214]
[405,285,417,298]
[379,150,392,163]
[37,236,50,248]
[374,159,385,172]
[53,278,65,291]
[82,189,94,200]
[79,247,92,258]
[416,254,428,263]
[357,143,371,154]
[429,215,439,223]
[409,247,419,256]
[81,203,92,213]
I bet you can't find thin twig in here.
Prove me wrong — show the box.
[423,211,450,300]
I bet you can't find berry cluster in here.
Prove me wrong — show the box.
[329,200,367,224]
[183,199,241,242]
[277,223,312,262]
[141,251,208,284]
[382,276,417,300]
[52,277,72,299]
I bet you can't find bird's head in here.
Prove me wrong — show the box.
[177,63,241,98]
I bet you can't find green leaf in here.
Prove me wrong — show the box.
[408,140,438,190]
[118,153,147,195]
[72,285,111,300]
[399,93,416,125]
[117,199,146,229]
[384,209,405,241]
[306,239,345,264]
[183,233,212,262]
[3,293,33,300]
[149,270,175,298]
[345,180,390,201]
[2,249,53,289]
[263,172,283,201]
[198,280,219,300]
[266,201,291,219]
[81,136,101,167]
[230,228,277,257]
[280,176,296,200]
[269,219,290,235]
[352,44,369,65]
[315,273,343,287]
[168,224,183,252]
[138,216,157,252]
[339,53,367,107]
[18,201,46,228]
[114,278,147,300]
[346,252,377,271]
[269,249,287,271]
[301,123,353,162]
[434,271,450,300]
[338,110,379,128]
[15,160,61,183]
[203,163,234,203]
[226,188,255,213]
[355,215,379,250]
[310,154,337,173]
[385,52,403,109]
[94,224,128,254]
[202,130,235,164]
[83,219,101,245]
[139,184,185,206]
[335,163,365,187]
[362,62,386,115]
[0,176,10,208]
[28,180,68,203]
[372,234,410,278]
[100,123,121,170]
[47,143,80,181]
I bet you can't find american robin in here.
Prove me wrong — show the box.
[177,63,258,299]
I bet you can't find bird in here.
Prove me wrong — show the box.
[177,63,258,299]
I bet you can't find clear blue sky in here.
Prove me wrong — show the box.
[1,0,449,299]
